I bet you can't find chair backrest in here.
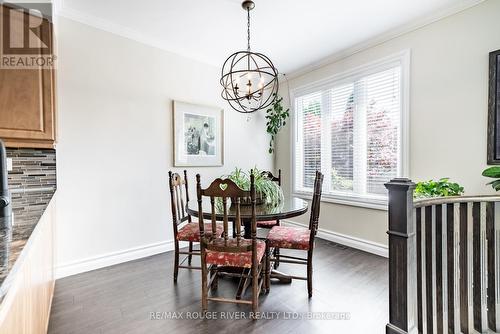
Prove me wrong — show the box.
[168,171,191,231]
[308,171,324,248]
[196,173,257,254]
[261,169,281,186]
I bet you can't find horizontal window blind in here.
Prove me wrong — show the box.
[295,92,322,189]
[294,61,404,204]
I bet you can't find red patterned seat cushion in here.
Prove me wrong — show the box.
[176,223,223,242]
[205,240,266,268]
[267,226,311,250]
[257,220,279,228]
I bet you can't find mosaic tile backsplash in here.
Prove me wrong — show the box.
[6,148,56,225]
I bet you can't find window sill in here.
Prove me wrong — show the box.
[293,191,388,211]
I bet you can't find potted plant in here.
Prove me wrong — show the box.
[265,94,289,154]
[414,178,464,198]
[482,167,500,190]
[223,167,283,205]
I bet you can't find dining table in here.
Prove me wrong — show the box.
[186,196,308,293]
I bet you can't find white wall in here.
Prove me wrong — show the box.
[276,0,500,248]
[55,17,272,277]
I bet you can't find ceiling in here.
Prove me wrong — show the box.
[57,0,483,74]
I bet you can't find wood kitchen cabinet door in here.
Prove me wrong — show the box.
[0,4,56,148]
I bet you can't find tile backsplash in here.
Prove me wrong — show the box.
[6,148,56,224]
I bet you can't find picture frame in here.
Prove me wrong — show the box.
[173,101,224,167]
[488,49,500,164]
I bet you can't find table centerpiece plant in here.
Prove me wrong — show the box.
[222,167,284,205]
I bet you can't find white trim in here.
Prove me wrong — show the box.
[293,192,388,211]
[55,240,175,279]
[290,50,410,97]
[284,0,485,80]
[291,50,410,209]
[400,50,411,178]
[282,220,388,258]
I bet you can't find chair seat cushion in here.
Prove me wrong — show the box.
[176,223,223,242]
[257,220,279,228]
[267,226,311,250]
[205,240,266,268]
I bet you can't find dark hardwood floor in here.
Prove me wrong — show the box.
[48,239,388,334]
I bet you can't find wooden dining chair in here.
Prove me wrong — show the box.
[256,169,281,229]
[256,169,283,269]
[265,171,323,297]
[168,170,223,283]
[196,173,267,314]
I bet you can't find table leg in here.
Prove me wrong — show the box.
[243,219,293,286]
[243,220,251,239]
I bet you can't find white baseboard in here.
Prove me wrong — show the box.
[282,220,388,258]
[54,222,388,279]
[55,239,175,279]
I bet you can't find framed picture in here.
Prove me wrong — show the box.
[488,49,500,164]
[173,101,224,166]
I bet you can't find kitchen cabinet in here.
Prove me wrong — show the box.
[0,4,56,148]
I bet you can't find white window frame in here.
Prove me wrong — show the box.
[291,50,410,210]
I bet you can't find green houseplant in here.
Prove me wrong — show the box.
[482,166,500,190]
[223,167,283,205]
[414,178,464,198]
[265,94,289,154]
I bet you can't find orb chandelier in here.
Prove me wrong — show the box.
[220,0,279,114]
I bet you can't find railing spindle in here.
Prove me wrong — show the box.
[445,203,457,333]
[425,205,434,334]
[487,202,500,332]
[435,204,444,334]
[416,207,424,334]
[459,202,469,334]
[472,202,489,332]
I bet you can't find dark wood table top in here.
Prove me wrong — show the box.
[186,196,308,221]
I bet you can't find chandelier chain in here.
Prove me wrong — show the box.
[247,8,251,51]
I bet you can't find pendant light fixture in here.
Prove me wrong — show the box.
[220,0,279,113]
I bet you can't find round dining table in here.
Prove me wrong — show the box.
[186,196,308,239]
[186,196,308,290]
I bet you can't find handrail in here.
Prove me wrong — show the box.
[413,194,500,208]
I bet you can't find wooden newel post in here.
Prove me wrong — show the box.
[385,178,417,334]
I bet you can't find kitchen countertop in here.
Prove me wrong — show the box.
[0,191,55,303]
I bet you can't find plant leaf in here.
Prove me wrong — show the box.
[482,167,500,178]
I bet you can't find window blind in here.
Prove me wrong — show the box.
[294,62,404,204]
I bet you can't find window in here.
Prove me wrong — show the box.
[293,52,409,209]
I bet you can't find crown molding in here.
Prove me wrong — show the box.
[54,0,485,80]
[53,0,219,68]
[284,0,486,80]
